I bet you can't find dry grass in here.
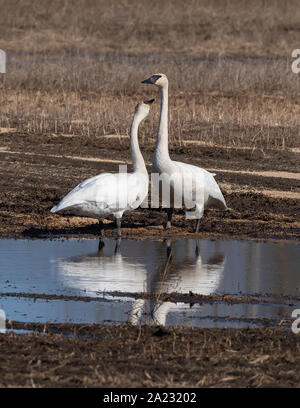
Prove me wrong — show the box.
[1,88,299,150]
[0,0,299,151]
[1,0,300,56]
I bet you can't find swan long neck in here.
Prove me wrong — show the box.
[130,113,147,175]
[155,83,171,162]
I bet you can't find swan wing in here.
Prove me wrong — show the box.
[174,161,227,209]
[50,173,114,213]
[51,172,148,214]
[124,172,149,210]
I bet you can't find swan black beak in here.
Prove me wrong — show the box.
[144,98,155,105]
[141,74,162,84]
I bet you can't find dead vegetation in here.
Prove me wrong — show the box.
[1,0,300,56]
[0,325,299,387]
[1,89,300,151]
[0,0,299,151]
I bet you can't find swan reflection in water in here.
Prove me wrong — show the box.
[58,238,150,295]
[149,240,226,325]
[57,238,226,326]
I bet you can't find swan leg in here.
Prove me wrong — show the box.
[98,238,105,252]
[195,204,204,233]
[166,208,173,230]
[116,218,122,238]
[98,219,104,238]
[114,237,121,254]
[195,239,200,256]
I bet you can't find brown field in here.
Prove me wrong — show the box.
[1,0,300,152]
[1,325,299,388]
[0,0,299,388]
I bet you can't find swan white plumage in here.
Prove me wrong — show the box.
[142,73,227,232]
[50,99,154,237]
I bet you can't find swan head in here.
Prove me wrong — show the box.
[134,98,155,120]
[141,73,168,88]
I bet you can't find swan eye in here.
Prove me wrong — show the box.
[151,75,162,83]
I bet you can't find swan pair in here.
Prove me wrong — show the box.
[51,73,227,236]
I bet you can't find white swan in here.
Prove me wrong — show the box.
[142,73,227,232]
[51,99,154,237]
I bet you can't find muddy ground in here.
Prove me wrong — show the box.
[0,324,299,387]
[0,131,299,388]
[0,131,299,241]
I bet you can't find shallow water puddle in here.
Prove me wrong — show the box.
[0,238,299,329]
